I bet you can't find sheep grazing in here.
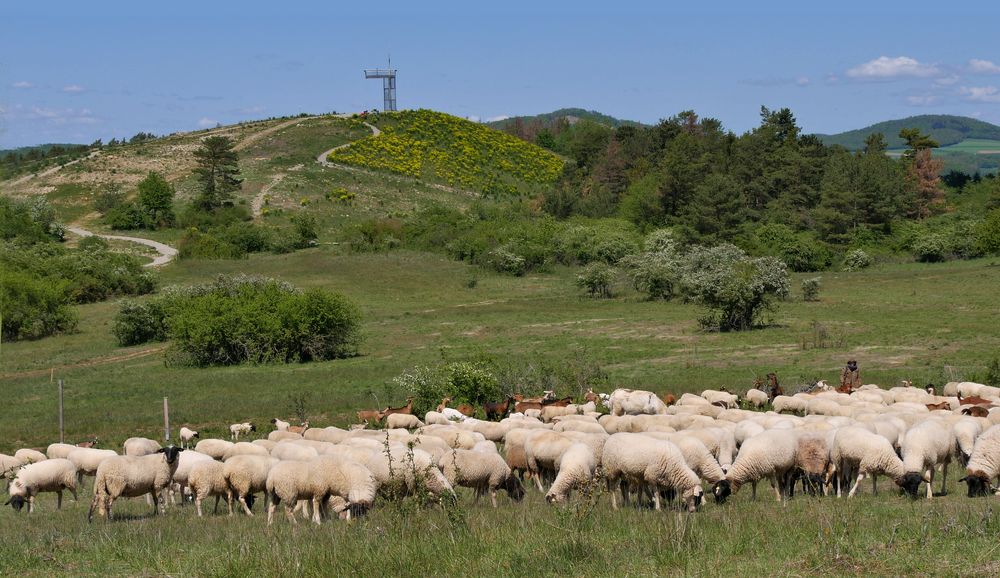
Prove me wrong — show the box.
[270,418,291,431]
[961,424,1000,497]
[364,447,454,500]
[1,453,24,483]
[67,448,118,488]
[900,420,955,499]
[264,460,313,525]
[385,413,424,430]
[123,437,161,457]
[194,439,234,460]
[716,429,798,503]
[744,388,769,408]
[223,455,279,516]
[524,431,576,491]
[793,434,834,496]
[953,418,984,467]
[179,427,200,448]
[439,449,525,507]
[831,427,905,498]
[230,423,257,441]
[308,456,379,522]
[608,388,668,416]
[5,458,78,513]
[46,443,78,460]
[88,446,185,521]
[602,433,703,512]
[14,448,47,464]
[187,460,233,516]
[545,443,597,504]
[168,450,214,505]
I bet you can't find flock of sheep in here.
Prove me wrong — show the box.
[3,380,1000,525]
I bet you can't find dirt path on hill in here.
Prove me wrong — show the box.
[66,226,177,267]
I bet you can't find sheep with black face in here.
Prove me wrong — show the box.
[88,445,185,521]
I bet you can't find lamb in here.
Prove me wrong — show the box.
[5,458,78,513]
[308,456,379,522]
[46,443,78,460]
[715,429,798,503]
[602,433,703,512]
[439,449,526,507]
[744,389,769,408]
[900,419,955,499]
[187,460,233,516]
[194,439,234,460]
[385,413,425,430]
[179,427,200,448]
[88,446,184,521]
[544,443,597,504]
[230,422,257,440]
[14,448,47,463]
[223,454,279,515]
[123,437,161,456]
[961,424,1000,497]
[67,448,118,488]
[608,388,668,416]
[270,418,290,431]
[830,427,905,497]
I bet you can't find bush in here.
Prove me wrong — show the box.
[394,360,501,416]
[177,229,245,260]
[912,233,947,262]
[112,300,168,346]
[94,183,125,215]
[576,262,616,298]
[0,266,77,341]
[752,223,832,272]
[115,274,363,366]
[177,204,251,230]
[105,202,151,230]
[801,277,821,302]
[291,213,319,248]
[678,244,790,331]
[975,209,1000,256]
[349,218,403,252]
[394,365,448,417]
[842,249,872,271]
[218,222,272,254]
[619,232,680,300]
[485,246,527,276]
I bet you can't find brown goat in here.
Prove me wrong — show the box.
[925,402,951,412]
[76,438,98,448]
[383,397,414,417]
[483,397,515,421]
[959,395,993,406]
[767,373,784,401]
[456,403,476,417]
[584,389,600,404]
[356,410,384,425]
[288,421,309,435]
[662,393,677,406]
[437,397,453,413]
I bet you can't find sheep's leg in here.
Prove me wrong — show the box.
[56,490,63,511]
[27,495,35,514]
[609,480,619,510]
[213,495,220,514]
[925,469,934,499]
[69,484,78,502]
[652,485,661,511]
[848,473,865,498]
[240,495,254,516]
[196,496,204,517]
[939,463,948,496]
[226,492,234,516]
[311,497,323,525]
[491,490,498,508]
[533,470,545,493]
[751,480,757,501]
[771,475,783,502]
[284,503,297,524]
[106,496,116,520]
[872,475,878,496]
[266,498,277,526]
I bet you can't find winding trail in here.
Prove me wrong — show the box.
[315,121,476,197]
[252,173,286,218]
[67,226,177,267]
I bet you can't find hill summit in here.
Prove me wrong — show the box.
[817,114,1000,150]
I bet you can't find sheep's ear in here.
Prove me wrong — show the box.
[958,477,968,483]
[156,447,166,453]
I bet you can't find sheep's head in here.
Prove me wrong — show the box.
[156,445,185,465]
[4,495,25,512]
[960,474,992,498]
[505,475,526,502]
[683,486,704,512]
[712,479,733,504]
[249,424,257,432]
[900,473,923,498]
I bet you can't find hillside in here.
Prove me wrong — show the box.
[327,109,565,195]
[817,114,1000,150]
[486,107,644,130]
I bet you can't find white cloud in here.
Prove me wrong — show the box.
[12,81,33,89]
[905,95,940,106]
[26,106,98,124]
[960,86,1000,103]
[62,84,85,93]
[969,59,1000,74]
[485,115,510,122]
[197,117,219,128]
[846,56,941,79]
[795,76,810,87]
[933,75,960,86]
[237,105,266,115]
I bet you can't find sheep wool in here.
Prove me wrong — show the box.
[187,460,232,516]
[6,458,78,513]
[439,449,525,507]
[602,433,703,512]
[545,443,596,504]
[831,427,905,498]
[223,455,280,516]
[720,429,798,502]
[900,419,955,499]
[88,447,184,521]
[963,424,1000,497]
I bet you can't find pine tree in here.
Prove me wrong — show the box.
[193,136,242,211]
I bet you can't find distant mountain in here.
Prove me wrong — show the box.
[486,108,644,130]
[816,115,1000,150]
[0,143,85,156]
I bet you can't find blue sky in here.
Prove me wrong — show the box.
[2,0,1000,148]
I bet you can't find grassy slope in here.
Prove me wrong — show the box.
[818,114,1000,149]
[4,112,1000,576]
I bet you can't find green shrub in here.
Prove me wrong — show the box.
[94,183,125,215]
[105,202,151,230]
[485,246,527,276]
[112,299,168,346]
[78,236,110,252]
[177,229,245,260]
[801,277,821,302]
[912,233,947,262]
[619,233,679,300]
[0,266,77,341]
[177,204,251,230]
[393,361,501,416]
[678,244,790,331]
[752,223,832,272]
[975,209,1000,255]
[842,249,872,271]
[349,218,403,252]
[576,262,617,298]
[218,222,272,254]
[291,213,319,248]
[0,197,51,244]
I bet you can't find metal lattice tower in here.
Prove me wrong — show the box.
[364,62,397,111]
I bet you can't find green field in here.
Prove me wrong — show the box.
[939,138,1000,153]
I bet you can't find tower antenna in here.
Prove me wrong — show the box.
[364,59,397,111]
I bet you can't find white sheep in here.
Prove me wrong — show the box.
[88,446,184,521]
[602,433,702,512]
[270,442,319,462]
[270,418,291,431]
[424,411,453,425]
[168,449,214,505]
[0,453,25,484]
[952,417,983,466]
[608,388,668,416]
[46,443,78,460]
[268,430,302,442]
[223,454,279,516]
[744,389,769,408]
[67,448,118,488]
[900,419,955,499]
[179,427,200,448]
[14,448,47,463]
[831,427,905,497]
[716,429,798,503]
[439,449,525,507]
[123,437,161,456]
[222,442,270,461]
[363,447,454,500]
[187,460,232,516]
[264,460,312,525]
[544,443,597,504]
[308,456,379,522]
[303,427,351,444]
[385,414,425,430]
[194,439,234,460]
[772,395,807,414]
[701,390,739,408]
[524,431,575,491]
[661,433,726,484]
[961,424,1000,497]
[5,458,78,513]
[229,422,257,440]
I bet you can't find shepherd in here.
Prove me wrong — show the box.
[840,359,861,392]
